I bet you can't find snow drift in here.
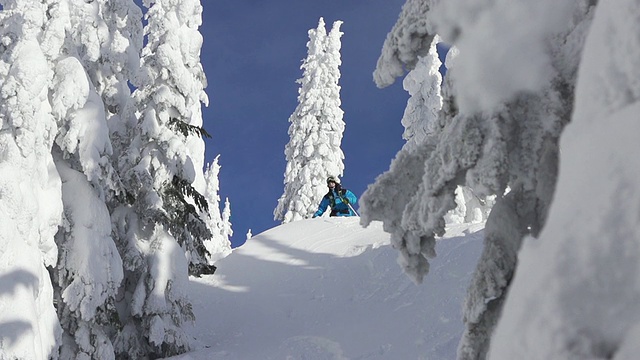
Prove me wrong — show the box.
[166,217,484,359]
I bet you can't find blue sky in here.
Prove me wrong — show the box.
[199,1,410,247]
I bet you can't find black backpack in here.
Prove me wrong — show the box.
[325,187,350,216]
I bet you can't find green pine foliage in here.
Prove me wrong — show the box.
[163,175,215,275]
[169,117,212,140]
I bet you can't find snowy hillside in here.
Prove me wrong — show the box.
[167,217,484,359]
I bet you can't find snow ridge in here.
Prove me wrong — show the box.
[168,218,484,360]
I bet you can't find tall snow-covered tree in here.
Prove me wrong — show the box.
[222,197,233,243]
[42,1,142,357]
[274,18,346,223]
[360,0,594,359]
[50,55,124,360]
[111,0,211,357]
[0,1,64,358]
[1,0,219,358]
[201,156,232,264]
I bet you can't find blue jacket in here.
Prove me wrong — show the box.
[313,186,358,217]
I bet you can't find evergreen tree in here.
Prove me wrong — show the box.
[201,156,232,264]
[398,39,492,227]
[43,2,140,357]
[0,0,217,358]
[222,197,233,243]
[0,1,64,358]
[490,1,640,357]
[53,159,123,360]
[360,0,593,358]
[274,18,346,223]
[400,37,442,152]
[111,0,211,357]
[50,55,124,360]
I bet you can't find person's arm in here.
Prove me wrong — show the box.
[344,190,357,205]
[313,196,330,218]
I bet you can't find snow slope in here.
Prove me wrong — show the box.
[167,217,483,359]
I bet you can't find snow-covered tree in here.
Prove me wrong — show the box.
[274,18,346,223]
[50,56,123,360]
[110,0,211,357]
[360,0,594,358]
[489,1,640,358]
[41,2,139,357]
[399,38,492,226]
[52,159,123,360]
[400,37,442,152]
[201,156,232,264]
[222,197,233,243]
[0,1,63,358]
[0,0,218,358]
[64,0,142,121]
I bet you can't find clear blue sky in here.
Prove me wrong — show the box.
[200,1,410,247]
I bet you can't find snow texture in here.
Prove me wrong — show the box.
[429,0,574,113]
[400,37,442,151]
[399,37,493,227]
[163,218,484,360]
[0,2,63,358]
[373,0,436,88]
[3,0,640,359]
[54,159,123,360]
[490,1,640,358]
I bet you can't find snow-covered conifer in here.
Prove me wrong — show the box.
[33,1,144,357]
[490,1,640,357]
[0,0,219,358]
[222,197,233,242]
[360,1,594,358]
[396,38,492,227]
[373,0,435,88]
[274,18,346,223]
[64,0,142,121]
[111,0,211,357]
[49,55,125,360]
[0,1,63,358]
[400,38,442,151]
[52,159,123,360]
[201,156,232,264]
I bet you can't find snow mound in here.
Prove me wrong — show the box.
[236,217,390,260]
[166,217,483,359]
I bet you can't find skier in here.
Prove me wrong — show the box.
[312,176,358,218]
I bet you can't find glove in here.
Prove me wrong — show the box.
[343,198,349,205]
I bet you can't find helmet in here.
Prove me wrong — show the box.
[326,176,339,184]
